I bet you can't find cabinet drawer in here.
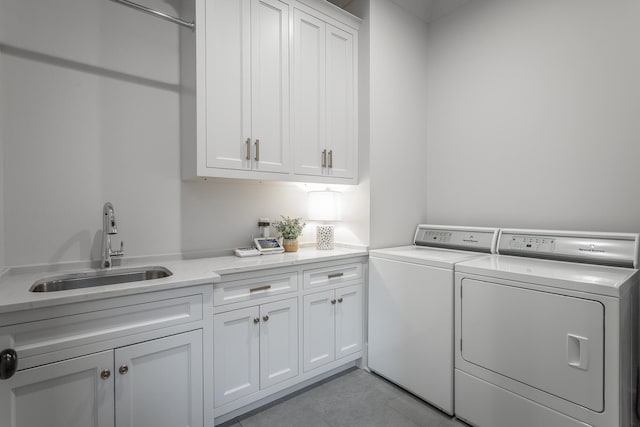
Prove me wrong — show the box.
[214,273,298,307]
[0,294,203,362]
[304,263,362,290]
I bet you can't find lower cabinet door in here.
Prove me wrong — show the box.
[0,350,114,427]
[335,284,363,359]
[303,290,336,372]
[260,298,299,388]
[214,306,260,406]
[115,330,203,427]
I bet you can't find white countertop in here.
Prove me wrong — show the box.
[0,247,368,314]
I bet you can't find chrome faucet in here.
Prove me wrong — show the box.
[101,202,124,268]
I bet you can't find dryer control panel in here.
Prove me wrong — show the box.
[507,235,556,252]
[498,229,640,268]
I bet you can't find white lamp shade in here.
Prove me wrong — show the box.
[308,191,341,221]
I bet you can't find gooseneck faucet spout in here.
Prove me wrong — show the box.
[101,202,124,268]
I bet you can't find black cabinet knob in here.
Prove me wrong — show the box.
[0,349,18,380]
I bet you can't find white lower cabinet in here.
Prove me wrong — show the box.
[0,350,115,427]
[0,286,212,427]
[303,284,363,372]
[115,330,203,427]
[214,297,298,407]
[1,330,203,427]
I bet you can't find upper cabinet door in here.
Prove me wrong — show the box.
[325,24,356,179]
[206,0,252,171]
[205,0,289,174]
[293,9,326,177]
[250,0,290,174]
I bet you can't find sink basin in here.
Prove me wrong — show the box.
[29,266,173,292]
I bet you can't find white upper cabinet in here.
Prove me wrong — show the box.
[183,0,359,184]
[324,24,356,179]
[291,8,358,182]
[205,0,289,175]
[292,10,326,177]
[292,7,357,181]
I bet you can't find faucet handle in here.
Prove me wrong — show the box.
[112,241,125,257]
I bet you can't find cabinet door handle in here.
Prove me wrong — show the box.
[262,315,269,322]
[328,272,344,279]
[119,365,129,375]
[254,317,260,324]
[331,299,337,305]
[337,297,343,303]
[322,149,327,167]
[0,349,18,380]
[328,150,333,168]
[100,368,111,380]
[245,138,251,161]
[255,139,260,161]
[250,285,271,293]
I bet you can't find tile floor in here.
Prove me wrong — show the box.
[217,368,470,427]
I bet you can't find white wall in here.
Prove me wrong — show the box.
[343,0,370,249]
[0,0,368,267]
[0,47,4,268]
[0,5,6,268]
[368,0,429,248]
[426,0,640,232]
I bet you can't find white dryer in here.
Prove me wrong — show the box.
[454,229,640,427]
[368,224,499,415]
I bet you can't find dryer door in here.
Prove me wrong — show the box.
[460,278,604,412]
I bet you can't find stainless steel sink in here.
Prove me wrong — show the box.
[29,266,173,292]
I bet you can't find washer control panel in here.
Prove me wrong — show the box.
[422,230,452,244]
[414,225,499,253]
[498,229,639,268]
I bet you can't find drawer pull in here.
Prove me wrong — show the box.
[250,285,272,293]
[328,273,344,279]
[263,315,269,322]
[337,297,343,303]
[254,317,260,324]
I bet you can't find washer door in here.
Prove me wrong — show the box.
[460,278,604,412]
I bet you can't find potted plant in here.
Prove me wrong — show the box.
[274,216,305,252]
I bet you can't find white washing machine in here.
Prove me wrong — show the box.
[454,229,640,427]
[368,224,499,415]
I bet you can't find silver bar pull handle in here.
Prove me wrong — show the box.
[109,0,195,30]
[255,139,260,162]
[322,149,327,168]
[328,150,333,168]
[328,272,344,279]
[245,138,251,161]
[250,285,271,293]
